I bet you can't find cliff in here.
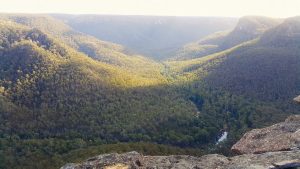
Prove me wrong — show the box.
[231,115,300,154]
[61,150,300,169]
[61,115,300,169]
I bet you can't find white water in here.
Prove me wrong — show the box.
[216,131,228,144]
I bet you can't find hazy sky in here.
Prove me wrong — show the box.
[0,0,299,17]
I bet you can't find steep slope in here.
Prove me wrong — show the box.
[0,20,217,169]
[172,31,230,60]
[169,16,300,102]
[166,16,300,132]
[260,16,300,46]
[204,16,300,102]
[0,18,265,169]
[219,16,281,48]
[1,15,300,169]
[232,115,300,154]
[1,14,166,81]
[53,14,237,59]
[173,16,281,60]
[0,19,201,137]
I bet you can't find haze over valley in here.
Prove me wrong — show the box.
[0,1,300,168]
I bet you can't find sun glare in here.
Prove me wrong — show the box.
[0,0,299,17]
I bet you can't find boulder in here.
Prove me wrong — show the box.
[294,95,300,103]
[60,151,143,169]
[143,154,229,169]
[61,115,300,169]
[231,115,300,154]
[226,150,300,169]
[61,150,300,169]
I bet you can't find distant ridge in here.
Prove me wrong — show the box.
[53,14,237,59]
[173,16,281,60]
[0,14,299,169]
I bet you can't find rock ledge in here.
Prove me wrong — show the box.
[61,115,300,169]
[231,115,300,154]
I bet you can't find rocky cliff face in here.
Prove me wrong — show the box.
[231,115,300,154]
[61,115,300,169]
[61,150,300,169]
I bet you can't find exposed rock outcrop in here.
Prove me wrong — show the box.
[61,150,300,169]
[61,115,300,169]
[231,115,300,154]
[294,95,300,103]
[61,152,143,169]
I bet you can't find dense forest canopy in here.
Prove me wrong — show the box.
[0,14,299,169]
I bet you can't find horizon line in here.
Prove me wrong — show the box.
[0,12,294,19]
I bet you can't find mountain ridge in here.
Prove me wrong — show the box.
[53,14,238,59]
[0,14,300,169]
[172,16,281,60]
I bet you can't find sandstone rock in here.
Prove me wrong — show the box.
[231,115,300,154]
[271,159,300,169]
[226,150,300,169]
[61,115,300,169]
[144,154,229,169]
[60,152,143,169]
[60,150,300,169]
[293,95,300,103]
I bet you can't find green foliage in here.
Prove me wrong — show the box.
[172,31,228,61]
[0,138,205,169]
[171,16,280,61]
[0,15,299,169]
[3,14,167,83]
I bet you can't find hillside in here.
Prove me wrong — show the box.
[53,14,237,59]
[166,16,300,127]
[0,15,300,169]
[0,18,203,134]
[0,18,227,169]
[204,16,300,102]
[219,16,281,49]
[0,14,166,81]
[173,16,281,60]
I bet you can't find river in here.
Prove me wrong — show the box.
[216,131,228,144]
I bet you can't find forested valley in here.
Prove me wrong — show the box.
[0,14,299,169]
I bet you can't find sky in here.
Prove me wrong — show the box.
[0,0,299,18]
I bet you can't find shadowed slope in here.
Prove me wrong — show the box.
[173,16,281,60]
